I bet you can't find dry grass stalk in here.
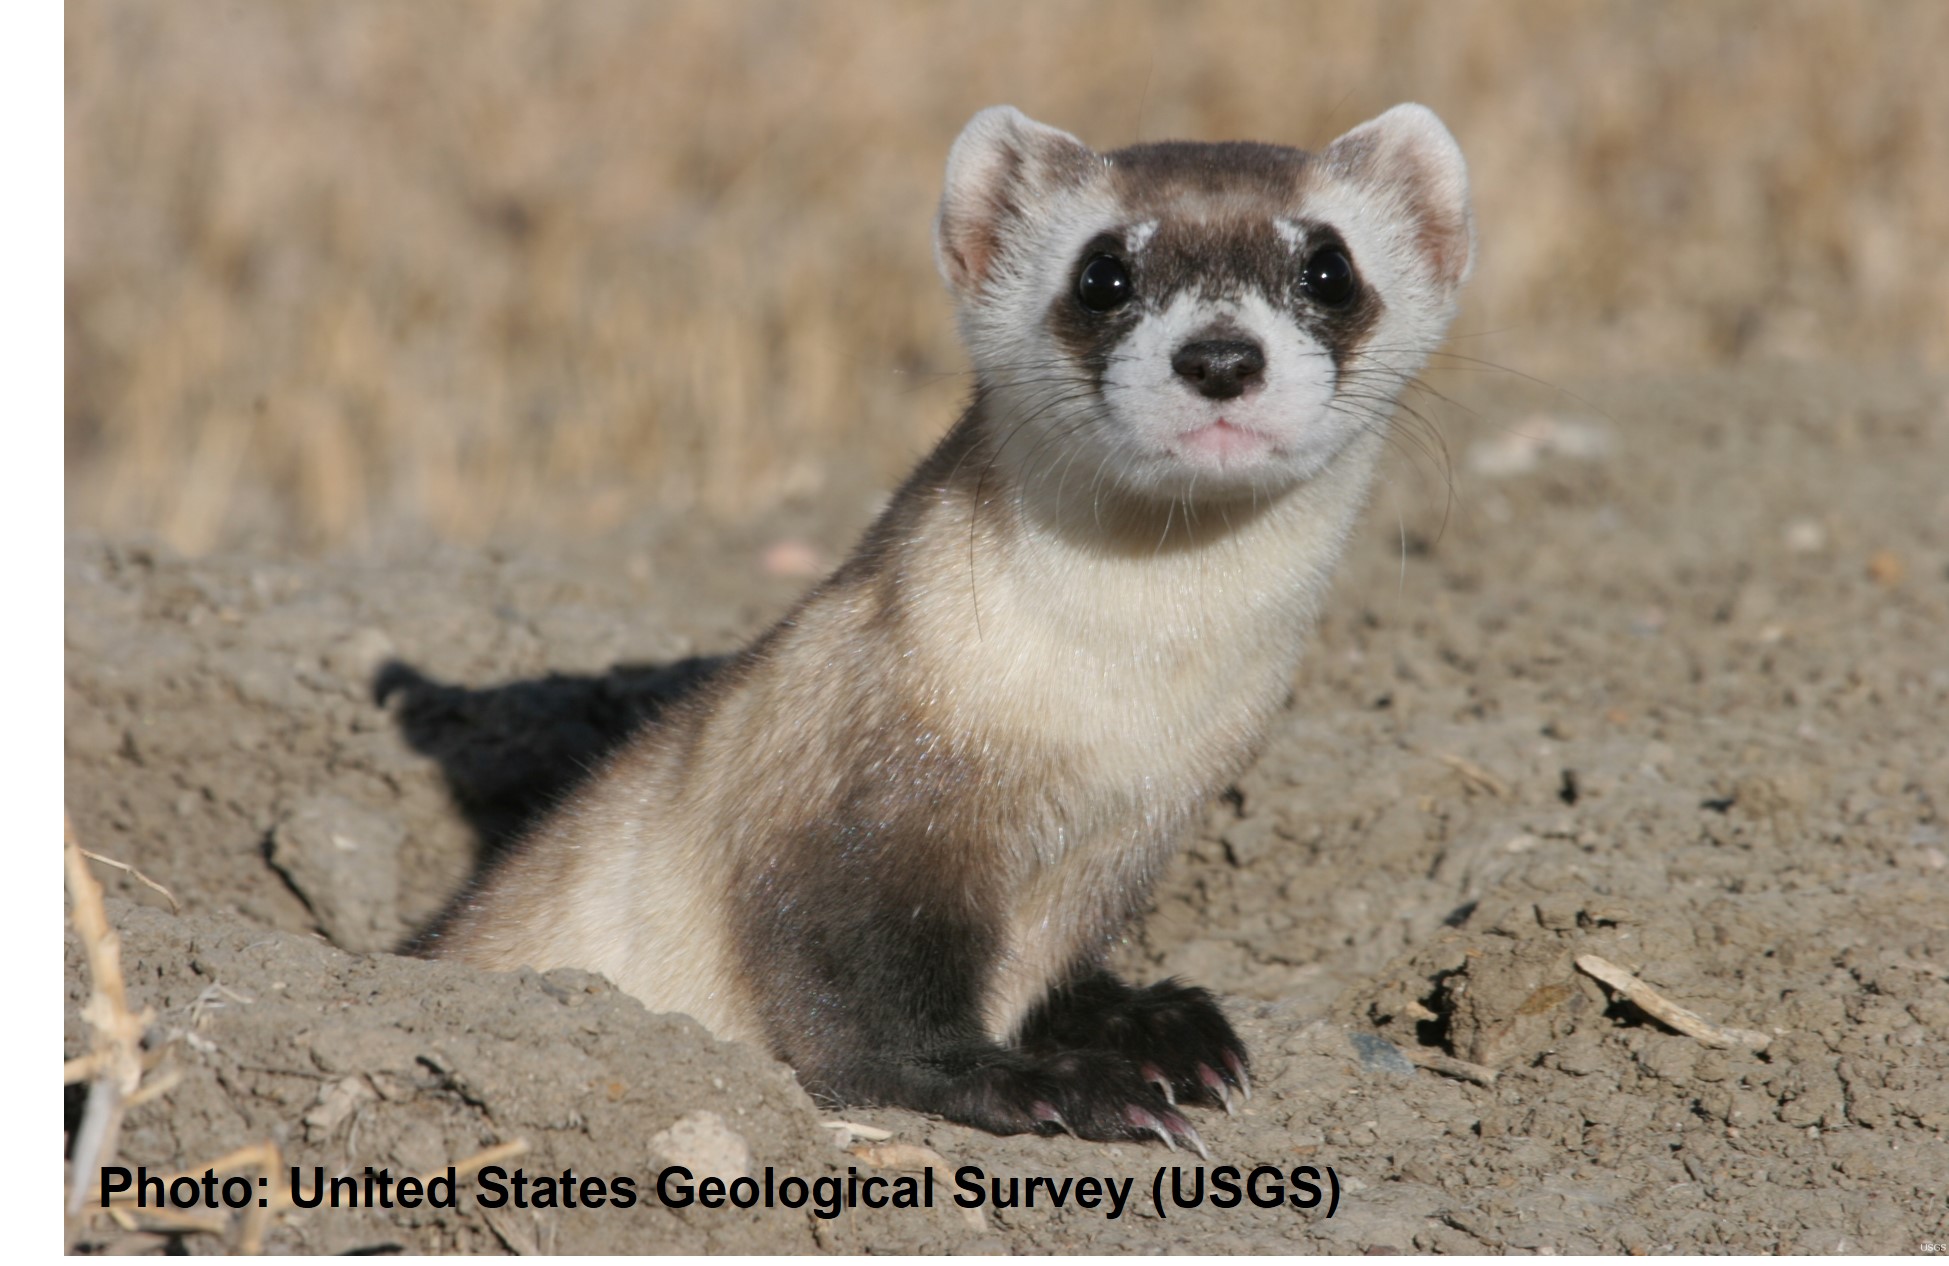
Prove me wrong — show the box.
[104,1203,227,1238]
[1435,752,1512,799]
[64,812,154,1218]
[846,1141,950,1173]
[1575,954,1772,1051]
[821,1119,894,1147]
[1400,1045,1499,1086]
[432,1138,531,1185]
[78,848,181,912]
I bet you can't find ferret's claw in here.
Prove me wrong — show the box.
[1200,1063,1234,1114]
[1224,1050,1253,1100]
[1140,1062,1176,1105]
[1126,1105,1179,1151]
[1032,1101,1070,1134]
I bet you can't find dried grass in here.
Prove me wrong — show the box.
[64,0,1949,553]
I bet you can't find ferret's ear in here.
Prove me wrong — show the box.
[936,106,1096,297]
[1322,104,1474,294]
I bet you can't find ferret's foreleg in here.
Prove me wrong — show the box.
[739,847,1209,1151]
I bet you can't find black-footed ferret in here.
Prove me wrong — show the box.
[415,103,1473,1153]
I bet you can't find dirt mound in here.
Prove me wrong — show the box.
[65,367,1948,1252]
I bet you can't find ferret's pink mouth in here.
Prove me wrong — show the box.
[1174,418,1276,464]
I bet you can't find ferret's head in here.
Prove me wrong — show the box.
[935,104,1473,506]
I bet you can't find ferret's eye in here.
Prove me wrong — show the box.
[1302,246,1357,307]
[1076,255,1133,312]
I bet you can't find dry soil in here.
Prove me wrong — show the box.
[64,366,1949,1253]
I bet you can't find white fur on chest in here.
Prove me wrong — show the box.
[987,543,1299,763]
[917,430,1377,780]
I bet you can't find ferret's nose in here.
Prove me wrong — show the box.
[1171,338,1266,400]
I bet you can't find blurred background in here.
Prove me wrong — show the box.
[65,0,1949,555]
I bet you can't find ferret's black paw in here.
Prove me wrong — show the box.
[1114,980,1253,1114]
[984,1048,1211,1155]
[1022,975,1252,1113]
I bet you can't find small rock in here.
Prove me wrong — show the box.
[1220,813,1283,867]
[649,1110,751,1180]
[268,792,405,952]
[1534,895,1583,931]
[1781,517,1826,553]
[304,1075,379,1142]
[1349,1031,1417,1077]
[1866,550,1905,587]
